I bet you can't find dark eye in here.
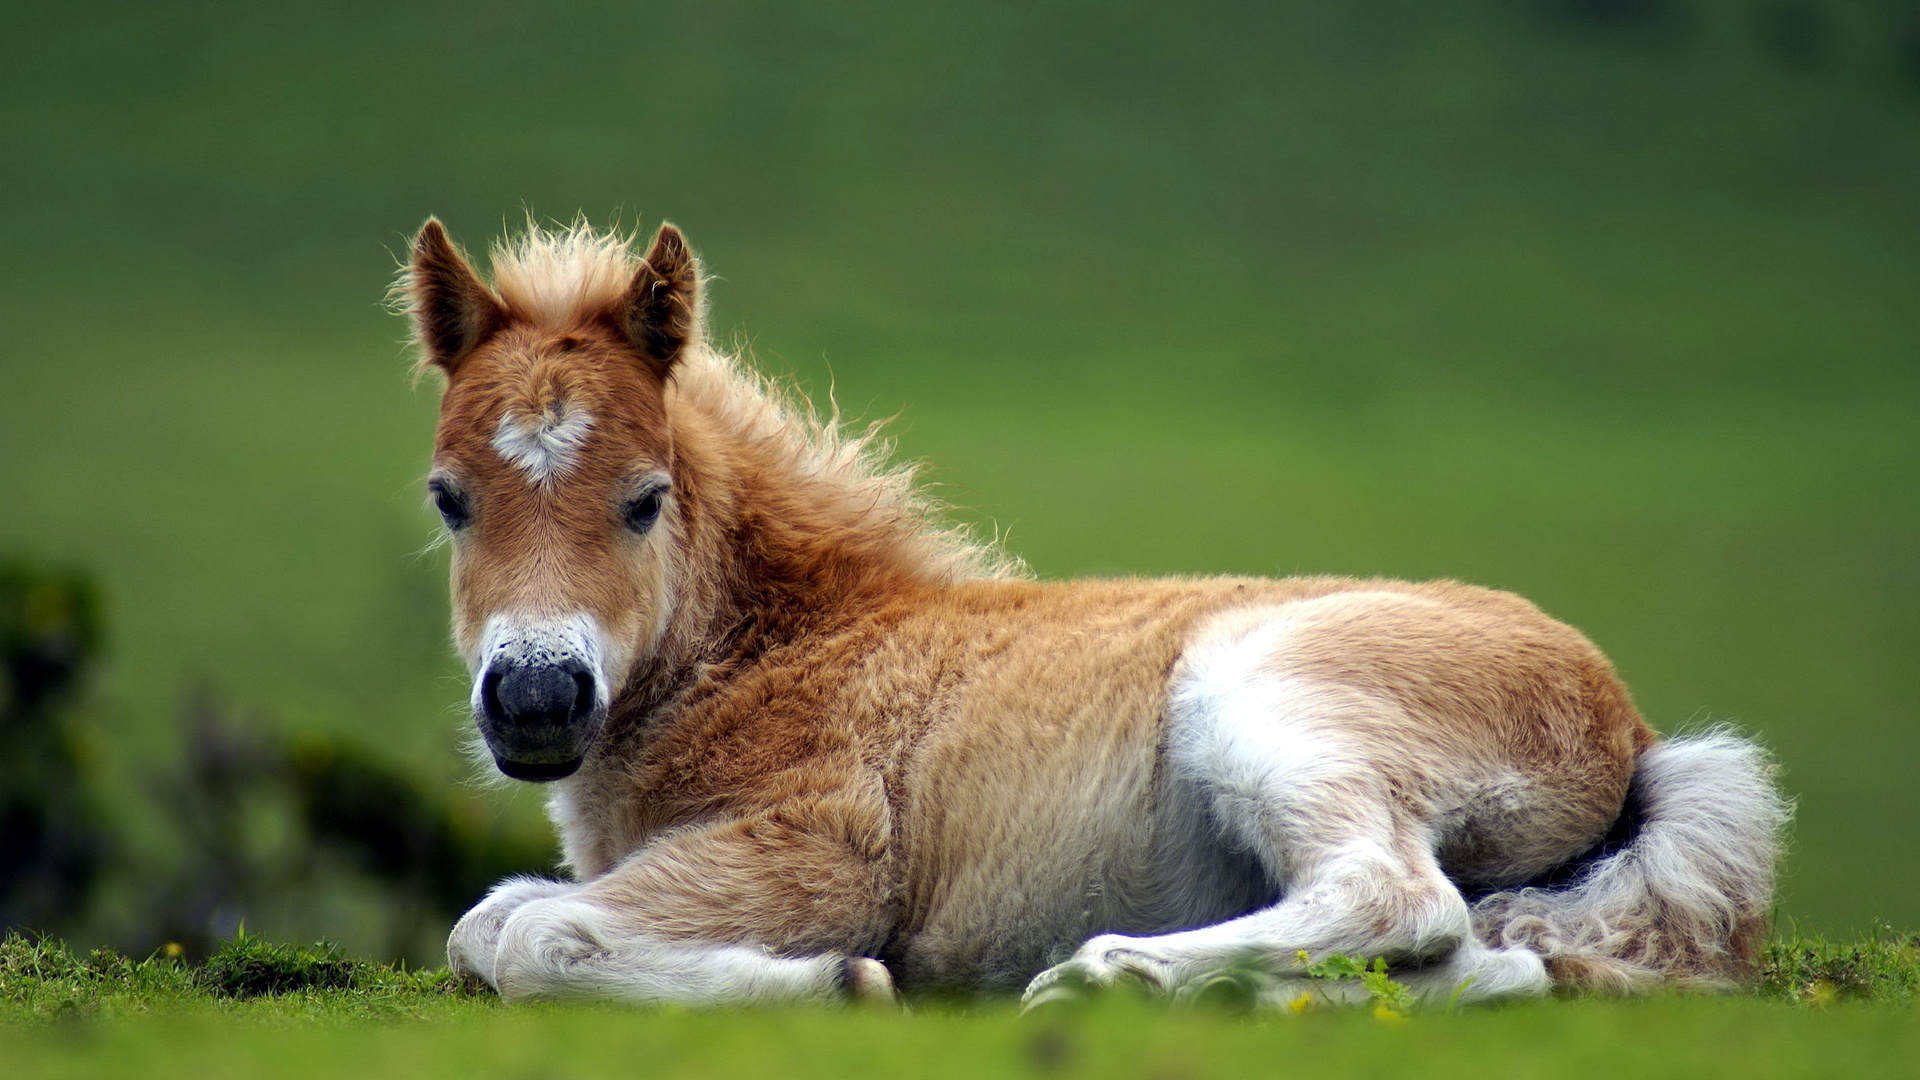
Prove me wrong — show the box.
[429,480,470,531]
[623,487,667,534]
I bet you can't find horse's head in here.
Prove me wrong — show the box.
[403,220,700,781]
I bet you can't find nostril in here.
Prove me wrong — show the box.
[481,666,506,722]
[571,670,595,721]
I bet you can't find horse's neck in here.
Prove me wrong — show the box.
[706,475,903,659]
[623,424,912,717]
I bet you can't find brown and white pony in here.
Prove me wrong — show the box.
[402,219,1786,1007]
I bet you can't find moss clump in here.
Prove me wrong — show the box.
[197,935,359,998]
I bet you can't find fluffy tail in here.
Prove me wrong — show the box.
[1470,729,1791,992]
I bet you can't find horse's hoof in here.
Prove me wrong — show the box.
[1020,981,1089,1015]
[843,956,898,1006]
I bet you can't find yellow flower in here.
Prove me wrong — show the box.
[1807,980,1838,1007]
[1372,1004,1406,1023]
[1287,993,1313,1014]
[162,942,184,959]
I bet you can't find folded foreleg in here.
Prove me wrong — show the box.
[489,895,885,1003]
[449,803,897,1006]
[448,875,583,985]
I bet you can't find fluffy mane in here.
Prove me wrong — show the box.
[489,222,639,329]
[476,222,1024,585]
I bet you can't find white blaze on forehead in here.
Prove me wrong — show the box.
[492,398,595,482]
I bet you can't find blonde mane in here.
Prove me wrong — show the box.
[484,222,1023,585]
[490,222,638,328]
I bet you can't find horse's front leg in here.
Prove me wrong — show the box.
[448,875,584,986]
[472,813,897,1006]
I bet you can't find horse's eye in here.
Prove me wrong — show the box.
[429,481,470,531]
[623,488,666,534]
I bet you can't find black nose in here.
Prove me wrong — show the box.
[482,655,596,730]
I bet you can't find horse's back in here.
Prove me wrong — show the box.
[881,575,1650,989]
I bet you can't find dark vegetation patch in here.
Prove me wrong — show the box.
[0,558,555,965]
[197,935,359,998]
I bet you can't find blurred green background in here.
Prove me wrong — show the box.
[0,0,1914,955]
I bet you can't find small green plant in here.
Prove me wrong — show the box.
[1293,951,1415,1020]
[1761,920,1920,1006]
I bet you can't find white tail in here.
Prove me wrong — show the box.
[1470,729,1791,991]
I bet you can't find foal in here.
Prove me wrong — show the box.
[404,219,1786,1006]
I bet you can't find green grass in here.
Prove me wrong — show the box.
[4,933,1919,1079]
[0,935,469,1026]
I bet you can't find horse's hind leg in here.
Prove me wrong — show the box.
[1188,936,1553,1010]
[1025,650,1549,1007]
[1023,797,1488,1003]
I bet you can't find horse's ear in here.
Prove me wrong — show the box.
[615,223,702,377]
[407,219,506,374]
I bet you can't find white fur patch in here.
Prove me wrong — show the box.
[492,401,594,482]
[1165,611,1372,863]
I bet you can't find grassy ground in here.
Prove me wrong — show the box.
[4,932,1919,1078]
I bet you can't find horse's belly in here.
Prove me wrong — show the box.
[888,770,1269,991]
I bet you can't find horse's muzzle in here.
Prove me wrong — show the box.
[477,655,603,781]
